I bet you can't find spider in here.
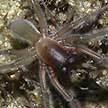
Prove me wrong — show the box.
[1,0,108,108]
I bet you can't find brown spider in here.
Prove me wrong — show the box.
[1,0,108,108]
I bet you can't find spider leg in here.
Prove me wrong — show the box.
[0,48,36,74]
[30,0,48,37]
[39,0,60,29]
[39,62,50,108]
[66,45,108,68]
[52,4,108,39]
[75,45,101,59]
[10,19,41,45]
[0,47,36,56]
[56,27,108,44]
[47,67,82,108]
[67,45,102,60]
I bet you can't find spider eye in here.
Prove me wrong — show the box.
[10,19,41,45]
[62,66,68,73]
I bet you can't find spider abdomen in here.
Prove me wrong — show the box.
[36,37,68,67]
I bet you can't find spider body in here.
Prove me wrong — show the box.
[36,37,83,68]
[36,37,66,67]
[36,37,86,88]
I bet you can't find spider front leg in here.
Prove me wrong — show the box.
[67,45,108,68]
[39,61,50,108]
[47,67,82,108]
[74,45,101,60]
